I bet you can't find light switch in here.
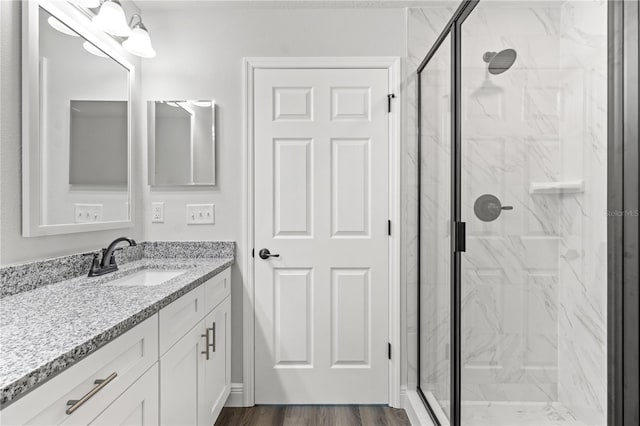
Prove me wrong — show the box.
[74,204,103,223]
[186,204,214,225]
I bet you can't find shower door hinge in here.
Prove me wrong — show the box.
[388,343,392,360]
[387,93,395,113]
[252,248,254,258]
[388,220,391,236]
[454,221,466,252]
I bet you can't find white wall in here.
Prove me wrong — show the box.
[0,0,144,266]
[139,5,406,383]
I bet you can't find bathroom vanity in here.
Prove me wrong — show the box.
[0,244,233,426]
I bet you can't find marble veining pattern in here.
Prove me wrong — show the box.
[0,256,234,406]
[409,2,607,424]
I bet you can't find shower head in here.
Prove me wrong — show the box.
[483,49,517,75]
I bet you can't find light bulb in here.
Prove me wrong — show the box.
[92,0,131,37]
[47,16,78,37]
[83,41,108,58]
[122,16,156,58]
[122,27,156,58]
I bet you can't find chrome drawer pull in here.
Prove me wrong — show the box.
[66,372,117,415]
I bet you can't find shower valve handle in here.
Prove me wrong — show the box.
[501,205,513,210]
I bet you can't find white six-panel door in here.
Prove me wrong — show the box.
[254,68,390,404]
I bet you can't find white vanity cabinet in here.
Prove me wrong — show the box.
[0,315,159,426]
[88,365,159,426]
[160,269,231,426]
[0,267,232,426]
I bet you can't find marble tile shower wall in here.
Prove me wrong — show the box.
[407,2,607,423]
[556,2,607,423]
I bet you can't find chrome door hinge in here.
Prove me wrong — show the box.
[388,343,392,360]
[387,93,396,113]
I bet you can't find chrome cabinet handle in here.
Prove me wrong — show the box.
[201,331,210,360]
[66,372,117,415]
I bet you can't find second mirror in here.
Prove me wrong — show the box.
[148,100,216,186]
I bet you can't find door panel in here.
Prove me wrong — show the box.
[89,365,159,426]
[254,68,389,404]
[160,324,202,425]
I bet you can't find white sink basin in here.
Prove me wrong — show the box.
[108,269,184,287]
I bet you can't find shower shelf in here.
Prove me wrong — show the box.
[529,180,584,194]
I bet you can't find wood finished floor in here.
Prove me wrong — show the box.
[214,405,411,426]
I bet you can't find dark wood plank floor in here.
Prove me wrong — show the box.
[215,405,411,426]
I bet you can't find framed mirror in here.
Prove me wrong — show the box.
[147,100,216,186]
[22,0,134,236]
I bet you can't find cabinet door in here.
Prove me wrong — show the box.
[89,364,159,426]
[198,297,231,426]
[160,323,206,426]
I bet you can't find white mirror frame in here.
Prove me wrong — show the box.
[22,0,135,237]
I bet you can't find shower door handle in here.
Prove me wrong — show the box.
[454,222,466,253]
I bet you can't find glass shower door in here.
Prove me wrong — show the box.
[418,34,452,423]
[459,2,608,425]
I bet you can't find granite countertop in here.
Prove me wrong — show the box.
[0,256,234,407]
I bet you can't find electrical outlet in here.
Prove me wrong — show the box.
[151,202,164,223]
[74,204,103,223]
[186,204,214,225]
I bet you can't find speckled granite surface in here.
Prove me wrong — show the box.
[0,256,234,407]
[0,241,234,298]
[0,245,143,298]
[143,241,234,259]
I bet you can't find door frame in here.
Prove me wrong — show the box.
[242,57,402,407]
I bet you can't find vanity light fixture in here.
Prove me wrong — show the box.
[92,0,131,37]
[47,16,79,37]
[82,41,108,58]
[122,15,156,58]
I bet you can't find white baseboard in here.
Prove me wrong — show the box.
[224,383,246,407]
[402,387,436,426]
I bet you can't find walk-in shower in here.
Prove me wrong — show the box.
[415,1,615,425]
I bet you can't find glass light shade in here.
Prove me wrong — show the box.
[122,27,156,58]
[47,16,79,37]
[92,0,131,37]
[82,41,108,58]
[68,0,101,8]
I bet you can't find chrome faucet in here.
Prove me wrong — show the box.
[88,237,137,277]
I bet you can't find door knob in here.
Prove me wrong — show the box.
[259,248,280,260]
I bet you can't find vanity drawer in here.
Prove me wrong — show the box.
[204,268,231,313]
[159,285,205,355]
[0,315,158,426]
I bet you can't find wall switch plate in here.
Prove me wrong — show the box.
[75,204,103,223]
[151,202,165,223]
[186,204,215,225]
